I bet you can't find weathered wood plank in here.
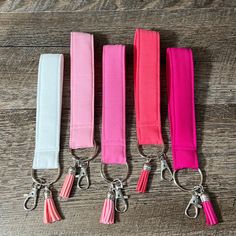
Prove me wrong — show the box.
[0,0,235,13]
[0,199,234,236]
[0,9,235,47]
[2,0,236,13]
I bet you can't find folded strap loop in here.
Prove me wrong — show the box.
[70,32,95,149]
[166,48,199,170]
[134,28,163,146]
[102,45,126,165]
[33,54,64,170]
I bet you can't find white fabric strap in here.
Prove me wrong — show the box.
[33,54,64,169]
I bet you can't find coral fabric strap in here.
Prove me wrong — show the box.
[102,45,126,165]
[166,48,199,170]
[134,28,163,145]
[33,54,64,169]
[70,32,94,149]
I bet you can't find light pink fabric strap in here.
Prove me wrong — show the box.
[69,32,94,149]
[102,45,126,165]
[166,48,199,170]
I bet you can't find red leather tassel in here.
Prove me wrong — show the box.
[43,187,62,224]
[200,193,218,226]
[59,167,76,200]
[100,191,115,224]
[136,163,151,193]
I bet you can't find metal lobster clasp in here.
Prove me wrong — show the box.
[185,194,202,218]
[113,180,128,213]
[159,153,173,181]
[23,182,41,211]
[76,161,90,190]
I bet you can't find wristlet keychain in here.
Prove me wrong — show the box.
[60,32,98,200]
[100,45,129,224]
[134,29,172,193]
[23,54,64,224]
[166,48,218,226]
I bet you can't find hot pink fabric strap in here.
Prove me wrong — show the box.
[166,48,199,170]
[102,45,126,165]
[69,32,94,149]
[134,28,163,145]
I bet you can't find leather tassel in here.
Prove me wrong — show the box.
[43,187,62,224]
[200,193,218,226]
[100,191,115,224]
[59,167,76,200]
[136,163,151,193]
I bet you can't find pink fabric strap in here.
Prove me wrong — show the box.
[102,45,126,165]
[69,32,94,149]
[134,28,163,145]
[166,48,199,170]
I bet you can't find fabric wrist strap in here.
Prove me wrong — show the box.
[134,28,163,145]
[102,45,126,164]
[69,32,94,149]
[166,48,199,170]
[33,54,64,169]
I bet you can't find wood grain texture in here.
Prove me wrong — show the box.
[0,0,236,13]
[0,1,235,235]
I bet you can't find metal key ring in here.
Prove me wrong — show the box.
[100,163,129,184]
[69,140,99,163]
[173,168,203,192]
[31,167,61,187]
[137,143,165,162]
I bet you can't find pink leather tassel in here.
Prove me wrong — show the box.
[200,193,218,226]
[136,163,151,193]
[100,191,115,224]
[43,187,61,224]
[59,167,75,200]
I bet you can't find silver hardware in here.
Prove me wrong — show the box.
[173,168,203,192]
[137,144,173,182]
[76,161,90,190]
[31,167,61,187]
[193,184,204,195]
[100,163,129,184]
[70,140,99,163]
[106,190,115,200]
[184,185,205,218]
[137,143,165,162]
[173,169,204,219]
[143,162,152,171]
[23,182,41,211]
[112,179,128,213]
[185,194,202,218]
[68,166,76,175]
[159,153,173,181]
[28,165,60,211]
[44,186,52,199]
[100,163,129,213]
[200,193,209,203]
[68,140,99,191]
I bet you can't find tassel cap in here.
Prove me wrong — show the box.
[200,193,210,202]
[143,163,151,171]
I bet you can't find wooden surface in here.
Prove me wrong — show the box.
[0,1,235,235]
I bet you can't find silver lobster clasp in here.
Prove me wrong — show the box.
[76,161,90,190]
[159,153,173,181]
[185,194,202,218]
[112,179,128,213]
[23,182,41,211]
